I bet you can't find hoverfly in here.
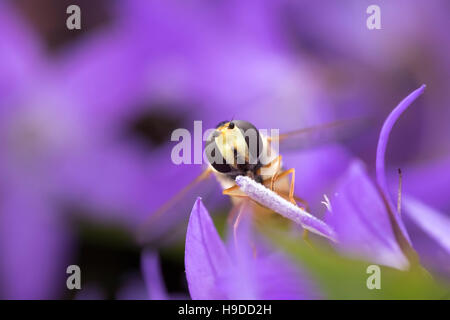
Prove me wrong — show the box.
[139,118,360,243]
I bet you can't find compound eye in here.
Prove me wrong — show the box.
[204,134,232,173]
[231,120,263,159]
[228,122,235,129]
[208,147,232,173]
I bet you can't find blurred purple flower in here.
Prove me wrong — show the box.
[326,85,450,271]
[0,3,75,299]
[403,197,450,255]
[117,0,353,131]
[185,198,320,299]
[398,155,450,212]
[141,250,170,300]
[282,1,450,177]
[0,186,72,299]
[114,250,187,300]
[0,1,201,298]
[402,196,450,277]
[76,250,177,300]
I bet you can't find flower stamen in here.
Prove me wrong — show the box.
[321,194,332,212]
[235,175,336,242]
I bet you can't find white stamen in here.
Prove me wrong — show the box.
[321,194,332,212]
[235,176,336,242]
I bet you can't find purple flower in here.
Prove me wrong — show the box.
[326,85,450,271]
[117,0,349,131]
[0,187,73,299]
[0,2,201,298]
[0,3,76,299]
[284,0,450,176]
[326,159,410,269]
[185,198,320,299]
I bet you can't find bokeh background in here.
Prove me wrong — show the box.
[0,0,449,299]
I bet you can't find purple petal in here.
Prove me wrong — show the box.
[222,212,320,299]
[374,85,427,249]
[326,160,409,270]
[185,198,231,300]
[399,155,450,211]
[403,196,450,254]
[220,252,321,299]
[376,85,426,197]
[249,253,320,300]
[403,211,450,277]
[141,250,169,300]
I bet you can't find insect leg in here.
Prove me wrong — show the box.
[272,169,309,210]
[223,184,248,198]
[226,197,247,225]
[233,202,246,245]
[281,168,296,204]
[258,154,283,191]
[223,184,250,226]
[260,154,281,169]
[269,167,313,247]
[302,229,312,248]
[231,200,256,256]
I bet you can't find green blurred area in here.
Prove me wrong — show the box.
[269,229,450,300]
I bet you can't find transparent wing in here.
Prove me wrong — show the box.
[269,117,369,152]
[138,168,222,245]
